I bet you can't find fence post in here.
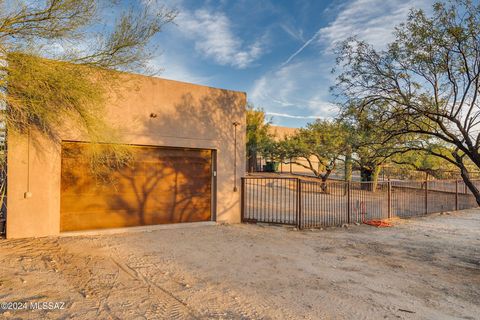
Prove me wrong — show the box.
[387,180,392,219]
[455,179,459,211]
[347,181,351,224]
[241,178,245,222]
[296,178,302,229]
[425,178,428,215]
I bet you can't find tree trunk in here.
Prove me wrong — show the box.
[344,151,352,182]
[360,167,373,190]
[459,165,480,206]
[360,165,380,191]
[320,170,332,193]
[371,166,380,192]
[247,149,257,172]
[343,150,352,196]
[453,153,480,206]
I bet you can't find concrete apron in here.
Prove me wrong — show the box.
[59,221,217,238]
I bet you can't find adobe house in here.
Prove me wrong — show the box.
[6,72,246,238]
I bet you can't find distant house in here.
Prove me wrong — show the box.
[6,71,246,238]
[269,125,298,140]
[263,125,318,175]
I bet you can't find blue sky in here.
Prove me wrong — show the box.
[143,0,435,127]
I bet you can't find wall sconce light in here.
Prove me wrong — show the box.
[150,113,158,118]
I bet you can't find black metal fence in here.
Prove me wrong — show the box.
[0,163,5,236]
[241,177,480,229]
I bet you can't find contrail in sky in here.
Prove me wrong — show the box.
[281,28,322,67]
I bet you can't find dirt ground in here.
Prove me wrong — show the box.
[0,210,478,319]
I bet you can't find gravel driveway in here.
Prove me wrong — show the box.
[0,210,478,319]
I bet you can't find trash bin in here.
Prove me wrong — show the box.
[264,161,279,172]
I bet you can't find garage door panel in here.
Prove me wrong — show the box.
[61,207,211,230]
[61,142,212,232]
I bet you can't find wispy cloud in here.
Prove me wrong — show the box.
[147,53,211,84]
[144,0,265,69]
[177,9,265,69]
[250,0,434,127]
[266,112,321,119]
[280,24,305,43]
[318,0,433,51]
[250,58,338,121]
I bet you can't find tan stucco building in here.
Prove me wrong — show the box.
[264,125,317,175]
[7,72,246,238]
[269,125,298,140]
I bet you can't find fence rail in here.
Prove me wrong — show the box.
[241,177,480,229]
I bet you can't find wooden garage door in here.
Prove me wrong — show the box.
[60,142,212,232]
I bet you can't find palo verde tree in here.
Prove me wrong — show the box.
[0,0,176,170]
[281,119,348,188]
[334,0,480,204]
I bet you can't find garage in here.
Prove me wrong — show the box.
[60,142,214,232]
[6,72,245,239]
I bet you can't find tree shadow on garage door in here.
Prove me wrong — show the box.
[108,147,213,226]
[61,144,212,231]
[144,89,245,219]
[61,88,244,232]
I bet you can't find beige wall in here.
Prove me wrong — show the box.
[269,125,298,141]
[7,72,246,238]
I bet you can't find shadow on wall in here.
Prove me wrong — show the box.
[144,89,245,218]
[60,88,245,231]
[144,89,244,148]
[60,143,213,231]
[108,147,212,225]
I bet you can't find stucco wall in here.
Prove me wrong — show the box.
[7,72,246,238]
[269,125,298,141]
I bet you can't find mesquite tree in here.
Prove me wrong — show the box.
[334,0,480,204]
[391,149,460,179]
[281,119,348,190]
[340,105,418,190]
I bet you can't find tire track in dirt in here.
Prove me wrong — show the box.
[110,255,196,319]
